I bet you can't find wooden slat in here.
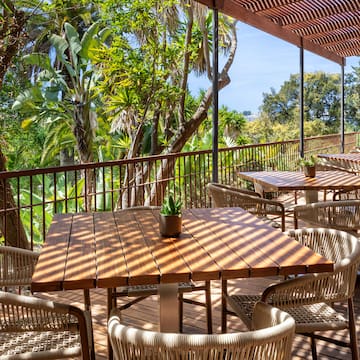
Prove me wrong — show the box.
[113,211,160,285]
[31,213,72,292]
[133,209,190,284]
[171,218,221,281]
[239,171,360,192]
[95,212,128,288]
[184,208,252,278]
[63,213,96,290]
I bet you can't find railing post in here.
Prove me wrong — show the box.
[299,43,304,159]
[212,5,219,183]
[340,60,345,153]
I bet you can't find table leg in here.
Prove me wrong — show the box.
[221,279,227,333]
[305,189,318,203]
[159,283,179,332]
[107,288,114,360]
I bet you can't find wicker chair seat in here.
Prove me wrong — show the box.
[227,295,348,333]
[0,330,82,358]
[116,282,193,297]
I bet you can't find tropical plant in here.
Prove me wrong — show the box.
[13,21,110,165]
[160,195,182,216]
[298,155,317,167]
[97,0,238,207]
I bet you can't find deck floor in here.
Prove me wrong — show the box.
[35,190,360,359]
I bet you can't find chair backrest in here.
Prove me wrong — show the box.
[293,200,360,233]
[279,228,360,303]
[206,183,265,209]
[108,302,295,360]
[0,246,39,288]
[206,183,285,230]
[207,182,261,197]
[0,290,92,360]
[333,189,360,201]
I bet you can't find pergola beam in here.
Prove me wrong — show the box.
[197,0,344,65]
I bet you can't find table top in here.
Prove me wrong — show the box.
[238,170,360,192]
[31,208,333,293]
[318,153,360,173]
[318,153,360,162]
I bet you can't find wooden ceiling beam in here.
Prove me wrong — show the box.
[196,0,344,65]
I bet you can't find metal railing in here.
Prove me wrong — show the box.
[0,132,358,249]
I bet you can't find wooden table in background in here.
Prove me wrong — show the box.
[238,170,360,203]
[318,153,360,174]
[32,207,333,353]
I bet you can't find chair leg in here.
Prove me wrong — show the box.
[221,279,228,333]
[310,335,317,360]
[205,281,212,334]
[178,292,184,333]
[348,298,359,360]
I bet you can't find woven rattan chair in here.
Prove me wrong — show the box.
[224,228,360,360]
[207,183,286,231]
[0,290,94,360]
[108,301,295,360]
[0,245,39,292]
[111,207,212,334]
[333,188,360,200]
[294,200,360,234]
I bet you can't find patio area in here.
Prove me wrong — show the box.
[36,275,360,359]
[32,190,360,360]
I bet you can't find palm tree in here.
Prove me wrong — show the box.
[0,0,30,248]
[99,0,237,207]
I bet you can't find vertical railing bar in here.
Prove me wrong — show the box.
[176,157,184,204]
[74,170,78,212]
[83,170,87,212]
[29,175,34,248]
[119,164,122,210]
[197,153,201,208]
[183,156,187,208]
[102,165,106,211]
[42,173,46,248]
[53,172,57,214]
[140,161,143,205]
[126,163,130,207]
[16,177,21,247]
[93,168,97,212]
[110,166,114,210]
[64,171,68,213]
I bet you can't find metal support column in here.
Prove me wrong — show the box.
[340,61,345,153]
[299,44,304,158]
[212,6,219,182]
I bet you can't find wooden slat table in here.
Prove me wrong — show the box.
[238,170,360,203]
[32,208,333,354]
[318,153,360,174]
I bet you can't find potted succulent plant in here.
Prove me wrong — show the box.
[299,155,317,177]
[159,195,182,237]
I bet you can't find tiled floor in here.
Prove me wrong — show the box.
[36,190,360,359]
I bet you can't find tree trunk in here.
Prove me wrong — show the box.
[0,151,29,249]
[0,2,30,249]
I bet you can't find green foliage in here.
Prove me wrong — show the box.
[160,195,182,215]
[260,71,342,133]
[298,155,317,167]
[13,20,111,166]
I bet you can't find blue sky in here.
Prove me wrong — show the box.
[189,22,360,114]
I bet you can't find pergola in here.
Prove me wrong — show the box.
[194,0,360,181]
